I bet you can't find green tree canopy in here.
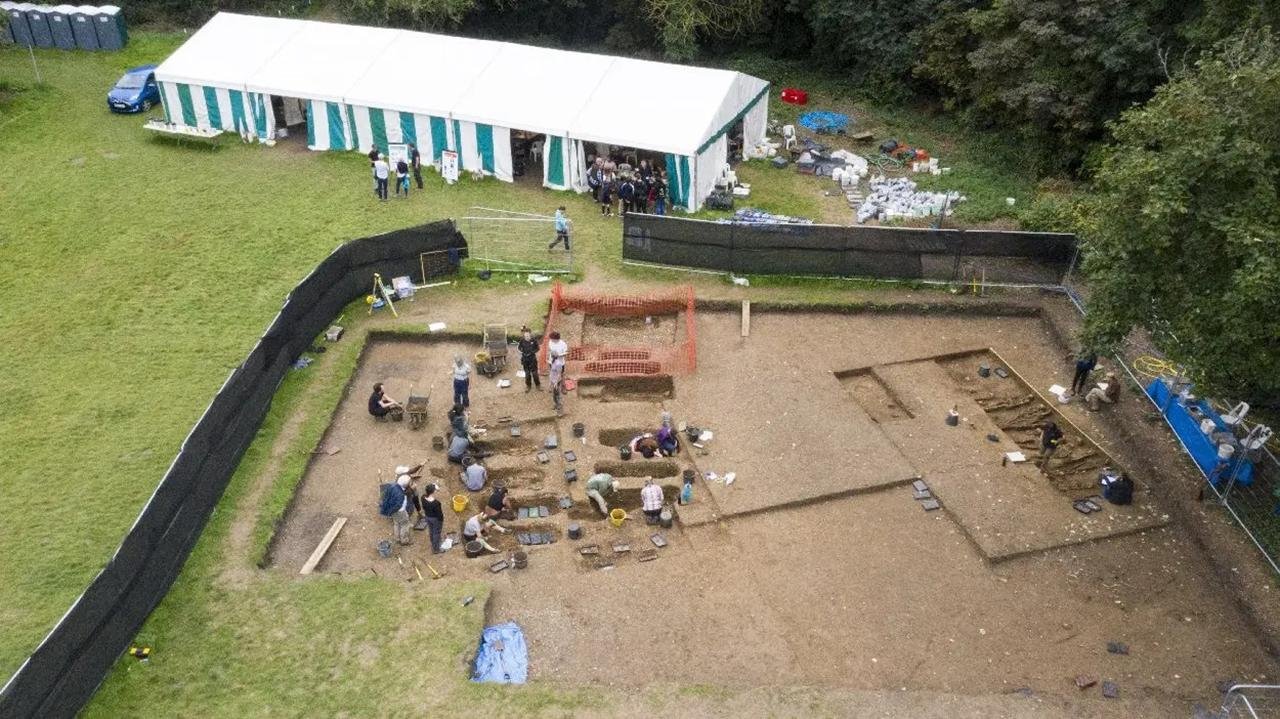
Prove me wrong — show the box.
[1082,29,1280,402]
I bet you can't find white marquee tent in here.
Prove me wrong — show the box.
[153,12,770,210]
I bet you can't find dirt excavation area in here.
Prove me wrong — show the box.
[270,308,1276,715]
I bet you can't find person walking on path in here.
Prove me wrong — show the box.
[548,207,571,250]
[395,156,410,197]
[1071,351,1097,396]
[409,143,424,189]
[517,326,541,391]
[373,154,390,201]
[549,356,565,415]
[451,355,472,408]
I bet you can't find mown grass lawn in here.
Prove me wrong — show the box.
[1,31,1050,714]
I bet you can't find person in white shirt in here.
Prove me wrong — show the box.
[462,512,500,553]
[372,155,390,201]
[641,479,664,523]
[451,355,472,408]
[547,331,568,365]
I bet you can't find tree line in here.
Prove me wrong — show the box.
[128,0,1280,400]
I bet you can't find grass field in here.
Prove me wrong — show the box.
[1,33,1059,714]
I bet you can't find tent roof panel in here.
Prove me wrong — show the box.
[154,13,305,89]
[343,31,503,116]
[449,43,614,136]
[245,19,394,102]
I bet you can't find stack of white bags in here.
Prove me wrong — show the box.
[856,176,964,224]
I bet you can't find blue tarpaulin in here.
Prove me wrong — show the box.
[471,622,528,684]
[798,111,850,134]
[1146,379,1253,486]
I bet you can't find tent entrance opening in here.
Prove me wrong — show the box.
[271,96,308,143]
[512,131,545,184]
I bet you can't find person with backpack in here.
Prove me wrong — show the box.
[622,175,638,214]
[395,156,410,197]
[378,474,413,545]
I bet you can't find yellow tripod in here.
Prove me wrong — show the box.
[368,273,399,317]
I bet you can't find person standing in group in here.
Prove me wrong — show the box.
[549,355,565,415]
[1071,351,1097,396]
[419,483,444,553]
[548,206,571,250]
[654,171,667,216]
[451,355,472,408]
[395,156,410,197]
[618,174,635,214]
[633,172,649,214]
[409,142,424,189]
[599,173,615,216]
[379,474,413,546]
[368,147,380,197]
[517,326,541,392]
[587,157,604,201]
[373,154,390,201]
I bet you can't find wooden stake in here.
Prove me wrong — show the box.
[300,517,347,575]
[741,300,751,338]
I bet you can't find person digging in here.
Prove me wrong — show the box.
[482,484,512,533]
[1036,420,1064,470]
[585,473,619,516]
[462,512,501,554]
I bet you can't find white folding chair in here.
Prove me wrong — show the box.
[1222,401,1250,429]
[1242,425,1272,451]
[782,124,797,151]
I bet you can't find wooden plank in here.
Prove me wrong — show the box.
[741,300,751,337]
[300,517,347,575]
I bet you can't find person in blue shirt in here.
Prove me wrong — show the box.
[378,475,413,545]
[548,206,570,250]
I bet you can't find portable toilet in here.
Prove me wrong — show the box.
[25,4,52,47]
[5,3,33,46]
[47,4,76,49]
[69,4,96,48]
[92,3,124,49]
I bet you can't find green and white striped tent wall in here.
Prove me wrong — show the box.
[306,103,513,180]
[153,13,769,209]
[156,81,273,141]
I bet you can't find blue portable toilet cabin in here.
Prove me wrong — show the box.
[69,4,96,48]
[25,4,52,47]
[5,3,34,46]
[46,4,76,49]
[92,3,123,49]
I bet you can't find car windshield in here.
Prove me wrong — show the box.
[116,74,146,90]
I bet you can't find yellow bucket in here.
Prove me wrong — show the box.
[452,494,469,513]
[609,508,627,527]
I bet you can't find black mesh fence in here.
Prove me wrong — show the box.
[0,221,466,719]
[622,215,1076,285]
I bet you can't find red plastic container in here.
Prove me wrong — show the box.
[780,87,808,105]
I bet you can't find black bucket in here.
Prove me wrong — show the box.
[464,540,484,558]
[660,506,673,529]
[572,422,585,438]
[978,364,991,378]
[682,469,696,483]
[432,435,444,451]
[512,551,528,569]
[567,522,582,540]
[619,445,632,460]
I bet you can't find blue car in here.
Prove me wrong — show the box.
[107,64,160,113]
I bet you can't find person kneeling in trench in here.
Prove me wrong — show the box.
[586,473,619,515]
[483,485,512,533]
[463,512,501,554]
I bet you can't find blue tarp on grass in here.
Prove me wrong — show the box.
[471,622,528,684]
